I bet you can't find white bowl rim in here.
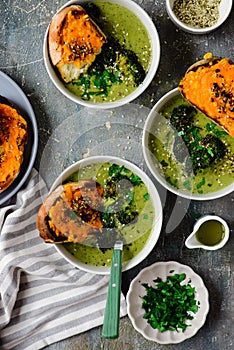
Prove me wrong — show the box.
[142,87,234,200]
[166,0,233,34]
[43,0,160,109]
[51,155,163,274]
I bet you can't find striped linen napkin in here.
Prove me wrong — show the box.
[0,169,127,350]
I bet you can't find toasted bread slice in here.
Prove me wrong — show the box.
[48,5,107,83]
[179,55,234,137]
[36,181,104,244]
[0,96,28,193]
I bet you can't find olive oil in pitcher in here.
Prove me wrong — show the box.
[195,220,224,246]
[185,215,229,251]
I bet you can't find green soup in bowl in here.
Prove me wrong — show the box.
[50,156,163,274]
[143,88,234,200]
[43,0,160,109]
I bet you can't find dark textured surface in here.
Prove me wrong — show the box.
[0,1,233,349]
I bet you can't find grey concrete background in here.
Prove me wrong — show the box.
[0,0,233,349]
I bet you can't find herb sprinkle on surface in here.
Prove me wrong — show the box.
[173,0,221,28]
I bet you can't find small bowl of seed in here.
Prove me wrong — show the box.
[166,0,233,34]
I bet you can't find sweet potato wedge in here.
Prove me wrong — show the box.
[36,180,104,244]
[0,96,28,192]
[179,54,234,137]
[48,4,107,82]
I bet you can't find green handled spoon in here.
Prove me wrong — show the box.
[102,240,123,339]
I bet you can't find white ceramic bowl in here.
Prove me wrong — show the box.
[127,261,209,344]
[43,0,160,109]
[142,88,234,200]
[50,156,163,274]
[166,0,233,34]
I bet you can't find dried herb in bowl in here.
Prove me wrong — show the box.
[172,0,221,28]
[141,271,200,332]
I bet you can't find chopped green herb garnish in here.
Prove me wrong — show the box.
[206,122,228,138]
[166,176,178,187]
[191,126,202,141]
[129,173,143,186]
[123,168,131,174]
[206,122,216,132]
[75,67,121,100]
[207,147,214,157]
[108,164,123,177]
[141,272,200,333]
[212,128,228,138]
[161,160,169,167]
[197,177,205,189]
[170,106,227,174]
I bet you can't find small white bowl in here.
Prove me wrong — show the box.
[43,0,160,109]
[166,0,233,34]
[127,261,209,344]
[50,156,163,274]
[142,88,234,200]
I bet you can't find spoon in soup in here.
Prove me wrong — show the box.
[36,175,158,338]
[101,239,123,338]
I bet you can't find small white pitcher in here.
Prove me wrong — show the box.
[185,215,229,251]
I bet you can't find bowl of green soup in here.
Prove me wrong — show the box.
[50,156,163,274]
[142,88,234,200]
[43,0,160,109]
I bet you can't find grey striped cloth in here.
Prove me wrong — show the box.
[0,169,127,350]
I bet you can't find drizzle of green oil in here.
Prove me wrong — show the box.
[195,220,225,246]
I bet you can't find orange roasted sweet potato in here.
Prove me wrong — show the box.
[48,5,107,83]
[179,54,234,137]
[36,180,104,244]
[0,96,28,192]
